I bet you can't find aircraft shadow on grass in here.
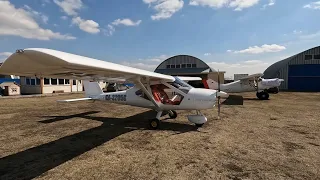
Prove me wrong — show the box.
[0,110,198,180]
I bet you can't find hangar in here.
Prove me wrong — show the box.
[263,46,320,91]
[154,55,225,87]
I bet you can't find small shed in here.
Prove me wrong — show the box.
[0,82,20,96]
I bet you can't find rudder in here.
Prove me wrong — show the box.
[203,79,219,90]
[83,80,103,98]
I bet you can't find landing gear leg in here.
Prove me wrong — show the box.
[168,110,177,119]
[149,111,162,130]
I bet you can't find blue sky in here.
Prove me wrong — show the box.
[0,0,320,78]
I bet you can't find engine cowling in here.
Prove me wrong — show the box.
[187,115,207,124]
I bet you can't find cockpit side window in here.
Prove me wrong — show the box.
[171,76,193,94]
[150,84,184,105]
[135,90,150,100]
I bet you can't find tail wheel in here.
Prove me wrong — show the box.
[195,123,204,127]
[168,110,177,119]
[149,118,161,130]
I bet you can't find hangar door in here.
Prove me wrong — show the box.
[288,64,320,91]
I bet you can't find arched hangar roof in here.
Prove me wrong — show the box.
[263,46,320,78]
[154,55,216,75]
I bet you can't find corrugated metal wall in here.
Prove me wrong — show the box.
[274,46,320,90]
[156,55,210,69]
[288,64,320,91]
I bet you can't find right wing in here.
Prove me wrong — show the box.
[0,48,175,83]
[176,76,202,82]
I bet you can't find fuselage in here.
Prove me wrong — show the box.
[92,86,218,111]
[218,78,283,93]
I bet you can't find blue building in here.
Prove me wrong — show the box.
[263,46,320,92]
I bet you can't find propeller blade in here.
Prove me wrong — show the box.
[218,69,221,119]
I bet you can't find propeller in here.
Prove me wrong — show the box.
[217,69,221,119]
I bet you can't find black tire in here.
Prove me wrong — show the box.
[256,92,262,99]
[259,92,269,100]
[195,123,204,127]
[168,110,177,119]
[149,118,161,130]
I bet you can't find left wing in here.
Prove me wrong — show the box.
[0,48,175,83]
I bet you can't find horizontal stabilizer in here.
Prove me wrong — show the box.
[57,98,92,102]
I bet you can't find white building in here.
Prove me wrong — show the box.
[20,77,106,95]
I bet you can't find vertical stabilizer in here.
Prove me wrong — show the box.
[204,79,219,90]
[83,80,103,98]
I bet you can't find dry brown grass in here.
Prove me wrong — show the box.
[0,92,320,180]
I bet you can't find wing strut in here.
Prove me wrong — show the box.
[135,77,161,110]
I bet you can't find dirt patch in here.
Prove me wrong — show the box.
[0,92,320,180]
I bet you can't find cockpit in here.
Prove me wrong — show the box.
[135,76,194,105]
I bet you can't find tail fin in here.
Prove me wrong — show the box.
[83,80,103,98]
[202,79,219,90]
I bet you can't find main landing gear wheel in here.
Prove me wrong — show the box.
[168,110,177,119]
[256,92,269,100]
[149,118,161,130]
[195,123,204,128]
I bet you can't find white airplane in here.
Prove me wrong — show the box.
[203,73,284,100]
[0,48,230,129]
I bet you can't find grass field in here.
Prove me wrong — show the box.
[0,92,320,180]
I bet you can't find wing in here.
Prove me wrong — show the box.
[176,76,202,82]
[0,48,175,83]
[238,73,264,81]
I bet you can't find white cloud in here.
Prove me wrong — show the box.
[189,0,260,11]
[72,17,100,34]
[299,31,320,39]
[208,60,269,77]
[61,16,68,20]
[121,62,157,72]
[226,50,232,53]
[262,0,275,9]
[54,0,83,16]
[232,44,286,54]
[143,0,184,20]
[0,52,13,62]
[140,55,169,62]
[23,5,49,24]
[293,30,302,34]
[102,25,115,36]
[0,52,12,57]
[204,53,211,56]
[189,0,228,8]
[243,60,262,64]
[0,1,75,40]
[112,19,142,26]
[229,0,260,11]
[41,0,51,6]
[303,1,320,10]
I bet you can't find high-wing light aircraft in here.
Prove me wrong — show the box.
[203,73,284,100]
[0,48,229,129]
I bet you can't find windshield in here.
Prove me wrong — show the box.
[172,76,193,91]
